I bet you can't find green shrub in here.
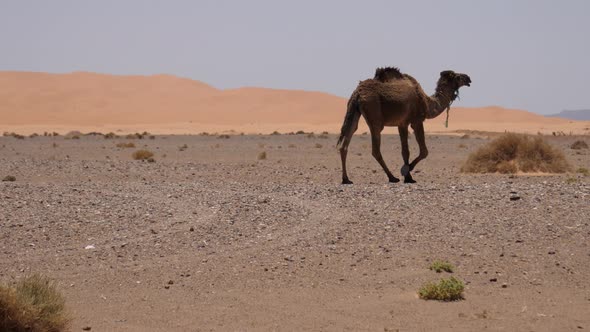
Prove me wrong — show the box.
[429,261,454,273]
[418,277,464,301]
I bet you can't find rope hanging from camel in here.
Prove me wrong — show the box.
[445,90,460,128]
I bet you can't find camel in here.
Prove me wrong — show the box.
[337,67,471,184]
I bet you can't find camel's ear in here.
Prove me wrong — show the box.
[440,70,455,78]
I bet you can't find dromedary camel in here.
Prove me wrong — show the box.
[337,67,471,184]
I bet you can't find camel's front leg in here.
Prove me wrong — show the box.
[398,125,415,183]
[406,122,428,182]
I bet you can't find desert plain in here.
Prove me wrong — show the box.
[0,72,590,331]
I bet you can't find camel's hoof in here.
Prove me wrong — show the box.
[401,164,410,177]
[342,179,353,185]
[388,177,400,183]
[404,175,416,184]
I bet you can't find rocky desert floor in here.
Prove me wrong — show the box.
[0,132,589,331]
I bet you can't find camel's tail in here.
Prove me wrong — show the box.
[337,91,360,149]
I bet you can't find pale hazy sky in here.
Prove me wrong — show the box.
[1,0,589,114]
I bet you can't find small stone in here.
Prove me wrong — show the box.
[509,192,520,201]
[189,227,194,232]
[167,280,174,285]
[82,327,92,331]
[164,285,170,289]
[489,278,498,282]
[501,283,508,288]
[548,251,556,255]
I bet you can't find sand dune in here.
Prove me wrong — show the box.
[1,71,588,135]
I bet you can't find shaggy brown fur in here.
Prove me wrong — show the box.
[337,68,471,184]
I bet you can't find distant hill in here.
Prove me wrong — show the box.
[547,110,590,121]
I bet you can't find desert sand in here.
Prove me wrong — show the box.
[0,133,589,331]
[1,71,589,136]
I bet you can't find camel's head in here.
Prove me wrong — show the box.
[440,70,471,89]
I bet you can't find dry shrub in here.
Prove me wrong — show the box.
[64,131,82,139]
[570,140,588,150]
[461,133,571,174]
[0,274,70,332]
[258,151,267,160]
[116,142,135,148]
[3,132,25,139]
[314,143,323,148]
[104,132,118,139]
[270,131,281,135]
[132,149,154,160]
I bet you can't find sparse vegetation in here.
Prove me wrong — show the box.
[577,167,589,176]
[461,133,571,174]
[458,144,467,149]
[104,132,118,139]
[2,175,16,182]
[288,144,296,148]
[116,142,135,148]
[178,144,188,151]
[314,143,323,148]
[258,151,267,160]
[418,277,464,301]
[0,274,70,332]
[218,134,230,139]
[270,131,281,135]
[429,261,454,273]
[3,132,25,139]
[295,130,306,135]
[132,149,154,160]
[570,140,588,150]
[126,133,145,139]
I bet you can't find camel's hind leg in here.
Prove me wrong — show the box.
[369,125,400,183]
[398,125,415,183]
[339,111,361,184]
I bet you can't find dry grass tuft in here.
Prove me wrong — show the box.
[258,151,267,160]
[429,261,454,273]
[577,167,589,176]
[132,150,154,160]
[116,142,135,148]
[461,133,571,174]
[0,274,70,332]
[570,140,588,150]
[2,175,16,182]
[418,277,464,301]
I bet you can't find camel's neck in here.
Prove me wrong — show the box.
[425,83,458,119]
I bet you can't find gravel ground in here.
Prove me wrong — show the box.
[1,133,589,331]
